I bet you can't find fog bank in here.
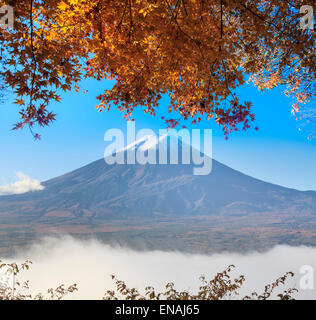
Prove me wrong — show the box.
[6,236,316,300]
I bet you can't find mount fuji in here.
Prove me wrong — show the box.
[0,135,315,255]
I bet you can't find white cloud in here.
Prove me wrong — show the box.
[0,172,44,195]
[7,236,316,300]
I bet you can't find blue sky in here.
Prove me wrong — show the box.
[0,78,315,191]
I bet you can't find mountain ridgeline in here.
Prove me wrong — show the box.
[0,135,315,220]
[0,135,315,256]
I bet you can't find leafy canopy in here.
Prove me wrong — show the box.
[0,0,315,138]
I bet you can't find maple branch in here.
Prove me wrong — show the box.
[28,0,41,139]
[29,0,37,107]
[116,0,128,30]
[164,0,188,36]
[237,1,281,32]
[164,0,205,59]
[206,58,218,92]
[220,0,223,39]
[237,0,312,63]
[181,0,188,16]
[174,0,182,20]
[129,0,133,35]
[219,0,223,52]
[237,0,308,49]
[222,60,236,101]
